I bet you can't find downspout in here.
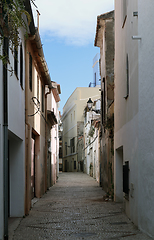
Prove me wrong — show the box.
[3,37,8,240]
[25,41,31,215]
[45,88,51,191]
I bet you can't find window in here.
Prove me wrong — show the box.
[59,147,62,158]
[94,72,96,86]
[37,75,39,100]
[29,53,32,91]
[42,85,44,112]
[65,142,67,155]
[123,161,129,196]
[14,47,18,77]
[20,43,23,88]
[74,161,76,170]
[70,137,75,153]
[103,77,106,124]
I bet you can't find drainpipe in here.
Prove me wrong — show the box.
[45,88,51,191]
[3,37,8,240]
[25,42,32,215]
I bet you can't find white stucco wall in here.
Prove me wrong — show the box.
[9,135,25,217]
[7,30,25,218]
[8,31,25,140]
[115,0,154,237]
[114,0,139,227]
[138,1,154,237]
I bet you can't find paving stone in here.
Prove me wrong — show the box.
[12,172,152,240]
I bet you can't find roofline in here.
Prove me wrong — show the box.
[94,10,114,47]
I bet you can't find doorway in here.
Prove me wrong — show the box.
[65,160,67,172]
[31,133,36,199]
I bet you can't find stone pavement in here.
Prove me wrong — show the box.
[11,172,152,240]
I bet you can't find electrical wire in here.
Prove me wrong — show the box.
[28,97,40,117]
[83,135,98,150]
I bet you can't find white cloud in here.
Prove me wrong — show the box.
[33,0,114,46]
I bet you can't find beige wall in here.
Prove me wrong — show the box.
[25,39,47,213]
[62,87,100,172]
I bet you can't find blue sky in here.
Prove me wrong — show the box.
[33,0,114,113]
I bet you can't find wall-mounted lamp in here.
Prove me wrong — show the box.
[87,98,93,110]
[87,98,101,114]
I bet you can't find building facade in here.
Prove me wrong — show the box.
[46,84,61,186]
[114,0,154,237]
[89,53,101,87]
[62,87,100,172]
[83,99,101,182]
[0,10,27,240]
[94,11,114,197]
[0,1,60,239]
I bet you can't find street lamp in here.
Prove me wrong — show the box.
[87,98,93,110]
[87,98,101,114]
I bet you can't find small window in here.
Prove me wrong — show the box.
[65,142,67,155]
[14,47,18,78]
[29,53,32,91]
[42,85,44,112]
[123,161,129,195]
[59,147,62,158]
[94,72,96,86]
[70,137,75,153]
[103,77,106,124]
[20,43,23,88]
[74,161,76,170]
[37,75,39,100]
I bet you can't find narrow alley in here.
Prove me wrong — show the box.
[11,173,151,240]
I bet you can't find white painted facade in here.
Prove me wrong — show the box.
[8,30,25,218]
[114,0,154,237]
[84,110,100,181]
[0,29,25,239]
[47,85,61,185]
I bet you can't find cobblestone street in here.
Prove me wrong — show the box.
[11,173,151,240]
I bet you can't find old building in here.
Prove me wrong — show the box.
[46,84,61,187]
[94,11,114,197]
[24,0,58,214]
[0,2,28,238]
[114,0,154,237]
[62,87,100,172]
[83,99,101,182]
[0,1,60,239]
[58,117,63,172]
